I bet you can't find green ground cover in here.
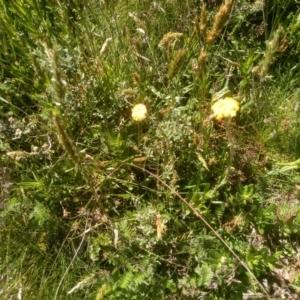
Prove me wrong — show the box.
[1,0,300,299]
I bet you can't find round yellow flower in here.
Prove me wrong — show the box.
[132,103,147,121]
[211,97,240,120]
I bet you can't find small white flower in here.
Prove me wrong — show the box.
[15,128,22,137]
[32,146,39,153]
[136,28,145,35]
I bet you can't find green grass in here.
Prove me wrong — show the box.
[1,0,300,299]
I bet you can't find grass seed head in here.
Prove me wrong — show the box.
[206,0,234,45]
[197,49,207,71]
[199,3,208,40]
[128,12,146,31]
[53,111,78,163]
[132,38,143,54]
[158,32,183,49]
[168,49,187,80]
[132,72,140,85]
[100,37,112,56]
[44,43,66,103]
[260,26,283,77]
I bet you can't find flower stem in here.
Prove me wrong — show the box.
[225,117,234,173]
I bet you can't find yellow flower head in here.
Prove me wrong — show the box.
[132,103,147,121]
[211,97,240,120]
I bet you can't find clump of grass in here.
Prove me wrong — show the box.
[1,1,300,299]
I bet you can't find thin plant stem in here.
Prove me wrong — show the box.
[225,117,234,172]
[53,222,88,300]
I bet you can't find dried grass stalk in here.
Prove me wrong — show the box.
[100,37,112,56]
[156,213,164,239]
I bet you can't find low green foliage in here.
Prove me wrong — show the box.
[1,0,300,299]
